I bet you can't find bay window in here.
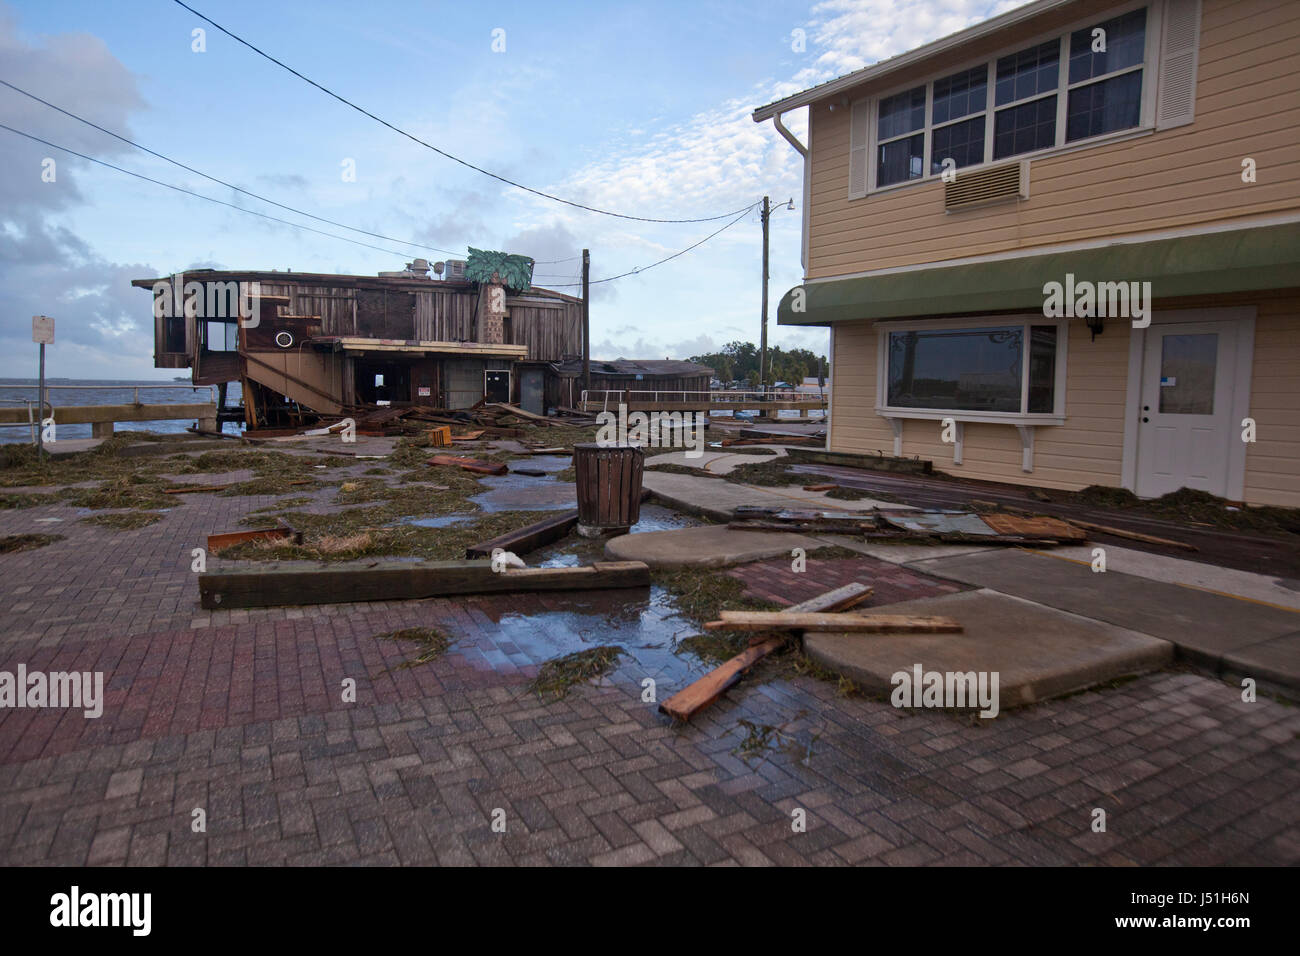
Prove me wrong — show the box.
[879,319,1068,420]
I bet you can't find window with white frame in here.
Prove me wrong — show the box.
[863,4,1154,191]
[881,320,1065,417]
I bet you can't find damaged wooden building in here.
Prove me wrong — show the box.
[132,252,584,428]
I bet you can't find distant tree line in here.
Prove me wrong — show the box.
[688,341,827,387]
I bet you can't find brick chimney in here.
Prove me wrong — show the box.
[479,272,507,345]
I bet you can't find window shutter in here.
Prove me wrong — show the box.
[1156,0,1202,130]
[848,100,870,198]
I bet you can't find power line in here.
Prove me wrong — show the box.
[0,78,467,258]
[0,123,421,258]
[545,202,759,287]
[171,0,756,225]
[1,122,756,291]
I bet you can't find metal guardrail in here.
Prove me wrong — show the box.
[0,384,218,443]
[579,388,827,411]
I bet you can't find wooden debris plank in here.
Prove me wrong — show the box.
[1064,518,1197,551]
[658,582,874,722]
[980,513,1086,541]
[485,402,563,426]
[524,446,567,455]
[207,521,302,552]
[427,455,508,476]
[164,484,231,494]
[452,430,486,441]
[198,559,650,610]
[704,611,962,633]
[803,483,838,492]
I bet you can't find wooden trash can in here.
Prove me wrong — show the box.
[574,443,645,537]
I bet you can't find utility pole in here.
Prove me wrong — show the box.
[759,195,770,390]
[581,249,590,401]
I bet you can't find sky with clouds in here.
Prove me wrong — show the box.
[0,0,1021,380]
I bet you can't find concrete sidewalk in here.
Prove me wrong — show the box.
[644,466,908,520]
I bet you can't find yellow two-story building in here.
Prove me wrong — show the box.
[754,0,1298,507]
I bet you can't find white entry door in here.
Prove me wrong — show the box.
[1135,321,1238,498]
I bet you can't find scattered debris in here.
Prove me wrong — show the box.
[0,532,64,553]
[729,505,1085,545]
[427,455,508,476]
[465,509,579,559]
[660,582,873,722]
[79,512,164,531]
[207,519,302,553]
[376,626,452,670]
[528,645,624,701]
[1064,518,1197,551]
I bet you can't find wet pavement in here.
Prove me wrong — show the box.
[470,455,576,513]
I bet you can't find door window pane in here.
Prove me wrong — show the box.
[931,115,986,173]
[888,327,1024,412]
[1067,69,1142,141]
[932,67,987,124]
[877,133,924,186]
[1069,9,1147,84]
[996,40,1060,106]
[877,86,926,141]
[993,96,1057,159]
[1159,333,1217,414]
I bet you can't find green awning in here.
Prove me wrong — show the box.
[778,222,1300,326]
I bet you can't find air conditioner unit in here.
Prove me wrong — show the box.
[444,260,467,280]
[944,161,1030,211]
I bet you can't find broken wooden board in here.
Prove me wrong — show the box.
[802,483,838,492]
[163,483,231,495]
[198,559,650,610]
[523,446,567,455]
[465,510,579,559]
[452,430,486,441]
[1064,518,1197,551]
[980,513,1086,542]
[704,611,962,633]
[659,582,875,722]
[207,520,302,553]
[427,455,508,476]
[484,402,563,426]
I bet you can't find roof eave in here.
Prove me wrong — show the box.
[751,0,1073,122]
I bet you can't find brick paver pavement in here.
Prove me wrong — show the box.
[1,462,1297,866]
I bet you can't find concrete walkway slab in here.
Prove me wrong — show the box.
[804,589,1174,711]
[908,549,1300,687]
[1036,543,1300,610]
[604,525,822,569]
[643,469,905,521]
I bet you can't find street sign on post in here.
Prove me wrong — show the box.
[33,316,53,459]
[32,315,54,345]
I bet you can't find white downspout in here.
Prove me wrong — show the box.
[772,111,810,273]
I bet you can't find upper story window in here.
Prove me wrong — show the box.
[854,3,1161,194]
[876,87,926,187]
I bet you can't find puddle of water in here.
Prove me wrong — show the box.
[470,478,576,513]
[530,504,701,569]
[464,585,717,691]
[394,514,475,529]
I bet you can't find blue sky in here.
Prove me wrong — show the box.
[0,0,1018,380]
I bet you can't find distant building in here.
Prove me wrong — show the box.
[132,255,582,427]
